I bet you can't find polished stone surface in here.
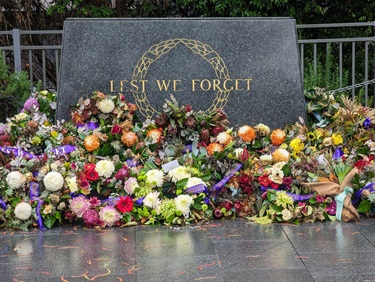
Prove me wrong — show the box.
[57,18,305,128]
[1,219,375,281]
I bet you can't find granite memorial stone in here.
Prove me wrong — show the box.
[57,18,305,128]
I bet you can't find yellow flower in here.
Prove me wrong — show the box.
[314,129,324,139]
[289,138,304,153]
[51,130,58,138]
[331,133,343,146]
[307,131,316,141]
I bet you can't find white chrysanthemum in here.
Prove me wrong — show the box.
[124,177,139,194]
[95,160,115,178]
[233,148,244,158]
[97,99,115,113]
[269,168,284,184]
[6,171,26,189]
[272,162,286,170]
[175,194,193,218]
[255,123,271,136]
[44,171,64,192]
[217,132,232,145]
[186,177,205,188]
[167,166,191,183]
[143,191,161,209]
[14,202,32,220]
[65,176,78,193]
[259,154,273,162]
[14,112,28,122]
[145,169,164,187]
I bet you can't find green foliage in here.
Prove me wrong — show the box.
[303,44,350,91]
[0,54,31,121]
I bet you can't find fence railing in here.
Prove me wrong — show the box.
[297,22,375,105]
[1,22,375,104]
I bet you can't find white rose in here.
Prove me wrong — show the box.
[43,171,64,192]
[6,171,26,189]
[14,202,32,220]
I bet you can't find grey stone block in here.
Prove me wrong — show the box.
[57,18,306,128]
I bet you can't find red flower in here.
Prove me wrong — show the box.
[185,105,192,112]
[85,169,99,181]
[115,196,133,213]
[78,175,90,189]
[282,176,293,187]
[354,156,374,171]
[240,147,250,163]
[111,124,123,135]
[258,174,271,187]
[270,182,279,189]
[239,174,251,185]
[84,163,96,171]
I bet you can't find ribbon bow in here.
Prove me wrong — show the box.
[335,186,353,221]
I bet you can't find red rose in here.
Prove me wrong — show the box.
[111,124,123,135]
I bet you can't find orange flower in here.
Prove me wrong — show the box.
[238,125,256,142]
[146,129,162,144]
[217,132,233,146]
[84,135,100,152]
[121,131,138,147]
[272,148,290,162]
[207,142,223,155]
[97,91,106,99]
[270,129,286,145]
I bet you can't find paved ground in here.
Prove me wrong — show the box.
[1,218,375,282]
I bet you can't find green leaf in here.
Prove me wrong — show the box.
[357,199,372,213]
[43,215,56,229]
[176,178,188,189]
[267,190,276,202]
[270,205,283,212]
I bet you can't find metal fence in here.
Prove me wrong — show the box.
[1,22,375,103]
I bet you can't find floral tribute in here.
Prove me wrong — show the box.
[1,88,375,230]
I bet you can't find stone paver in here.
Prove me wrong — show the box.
[1,218,374,281]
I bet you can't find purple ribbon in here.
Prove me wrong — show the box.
[69,192,87,199]
[352,182,375,205]
[0,145,76,159]
[77,122,99,131]
[101,197,120,206]
[211,163,243,199]
[260,186,315,202]
[0,146,38,159]
[135,196,145,205]
[36,200,46,230]
[29,182,46,230]
[0,197,6,210]
[185,184,207,194]
[48,145,76,156]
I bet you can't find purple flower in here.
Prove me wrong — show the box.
[114,166,130,181]
[324,201,336,215]
[23,98,39,112]
[363,117,371,129]
[332,148,344,160]
[82,209,100,226]
[316,194,325,203]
